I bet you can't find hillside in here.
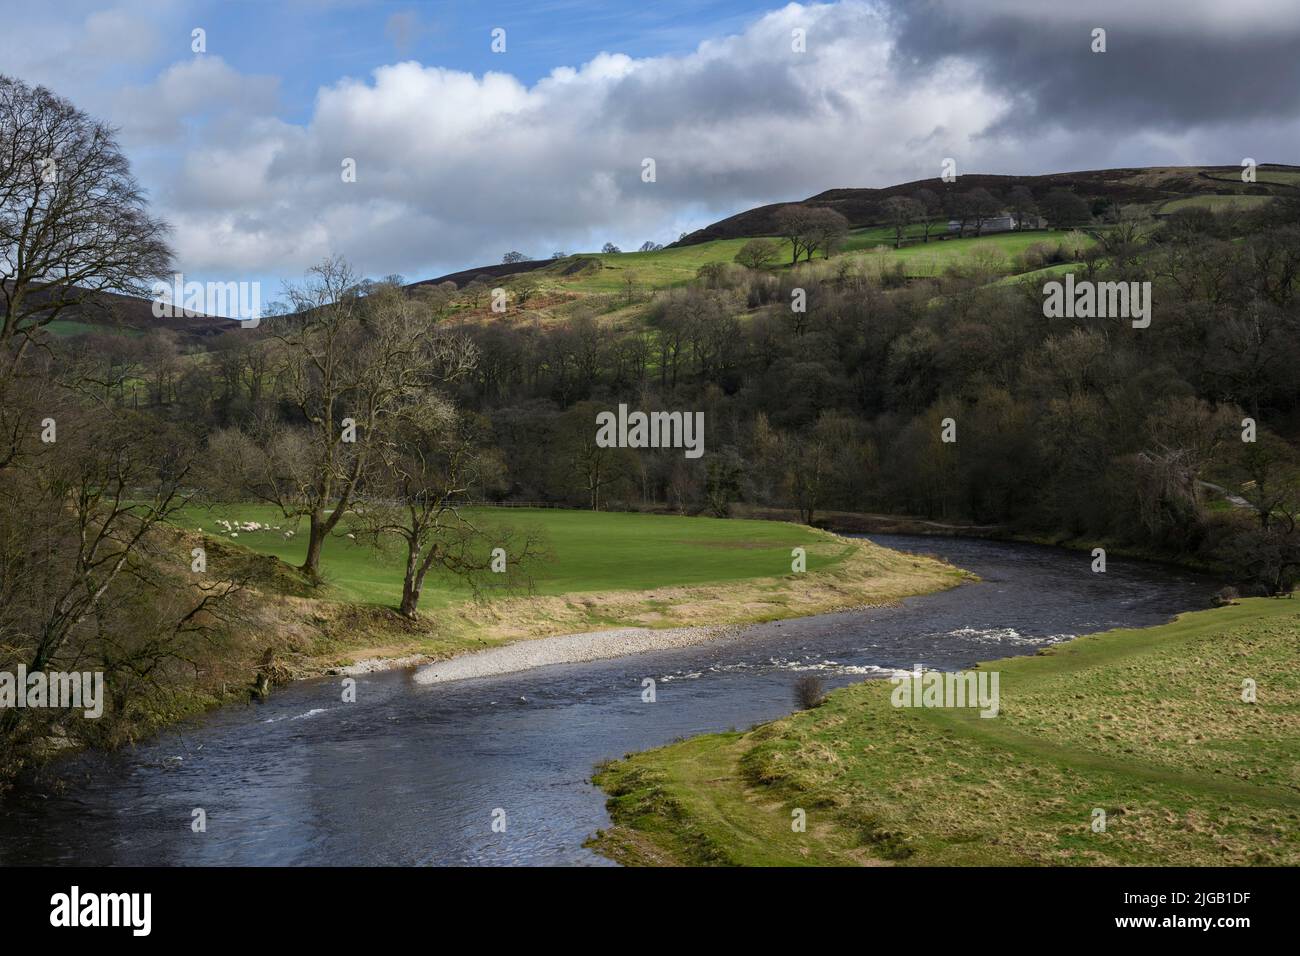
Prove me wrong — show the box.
[673,164,1300,246]
[21,163,1296,341]
[412,164,1296,290]
[4,280,238,342]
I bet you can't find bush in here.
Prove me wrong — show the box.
[1213,586,1240,606]
[734,237,781,270]
[793,675,826,710]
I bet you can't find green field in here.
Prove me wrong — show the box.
[590,597,1300,866]
[180,503,850,608]
[543,239,793,294]
[22,319,143,338]
[534,228,1092,297]
[838,223,934,251]
[995,261,1082,286]
[1254,170,1300,186]
[842,229,1089,277]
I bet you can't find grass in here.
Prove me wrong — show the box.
[533,229,1092,300]
[589,597,1300,866]
[543,239,795,294]
[178,504,968,668]
[994,262,1084,286]
[23,319,142,338]
[838,223,934,251]
[844,229,1090,277]
[179,504,849,606]
[1253,169,1300,186]
[1157,195,1277,214]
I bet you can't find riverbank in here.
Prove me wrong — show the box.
[411,625,737,683]
[3,521,971,792]
[228,524,972,683]
[805,509,1229,576]
[1,533,1221,864]
[588,596,1300,866]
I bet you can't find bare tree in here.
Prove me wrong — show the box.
[1040,188,1092,228]
[219,263,476,581]
[775,205,817,265]
[0,401,232,750]
[1007,185,1038,230]
[807,208,850,260]
[555,401,630,510]
[966,188,1001,237]
[882,196,924,249]
[0,75,171,385]
[776,205,850,264]
[353,397,537,617]
[912,188,943,242]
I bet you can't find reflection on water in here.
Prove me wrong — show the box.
[0,535,1211,866]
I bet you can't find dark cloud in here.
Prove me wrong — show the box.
[884,0,1300,134]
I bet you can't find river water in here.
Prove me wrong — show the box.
[0,535,1213,866]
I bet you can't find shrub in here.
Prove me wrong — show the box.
[1213,586,1240,606]
[734,237,781,271]
[793,675,826,710]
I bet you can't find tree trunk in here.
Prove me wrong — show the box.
[301,513,327,581]
[399,580,421,617]
[399,545,422,617]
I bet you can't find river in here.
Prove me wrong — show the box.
[0,535,1213,866]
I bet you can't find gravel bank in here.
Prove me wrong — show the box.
[413,625,737,685]
[332,654,432,676]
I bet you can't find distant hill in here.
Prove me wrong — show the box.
[407,164,1298,288]
[671,164,1300,246]
[14,164,1297,334]
[409,259,551,290]
[4,281,239,341]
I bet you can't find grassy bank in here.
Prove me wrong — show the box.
[589,598,1300,866]
[180,504,854,606]
[181,505,968,673]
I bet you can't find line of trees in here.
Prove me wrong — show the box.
[127,196,1290,594]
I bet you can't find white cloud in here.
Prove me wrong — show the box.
[81,8,160,62]
[157,2,1013,280]
[115,56,280,142]
[11,0,1294,287]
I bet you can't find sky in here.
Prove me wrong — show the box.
[3,0,1298,312]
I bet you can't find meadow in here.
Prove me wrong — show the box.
[179,503,851,608]
[842,228,1088,276]
[535,227,1094,299]
[591,597,1300,866]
